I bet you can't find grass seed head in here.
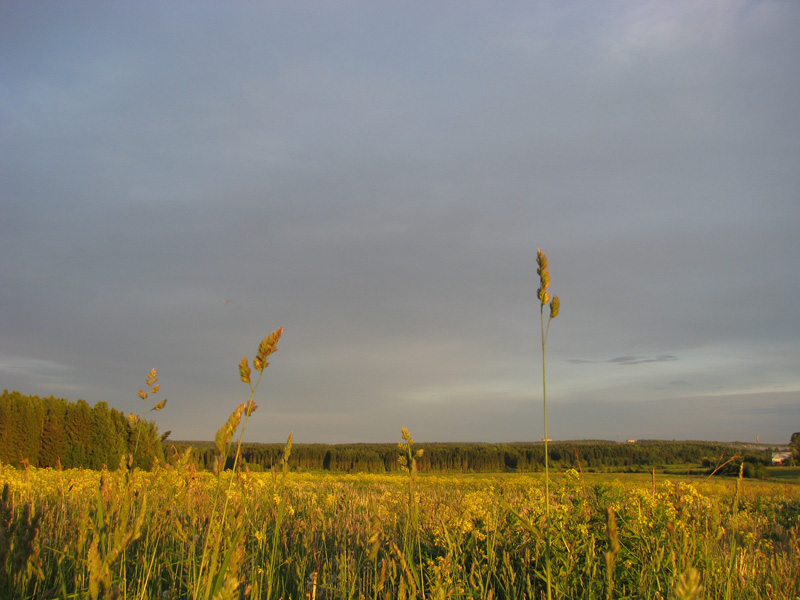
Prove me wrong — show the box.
[215,402,246,454]
[537,249,560,313]
[281,432,293,466]
[536,249,552,305]
[550,296,560,319]
[255,326,283,370]
[238,357,251,384]
[245,400,257,417]
[536,248,548,272]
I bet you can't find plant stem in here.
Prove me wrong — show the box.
[541,305,553,600]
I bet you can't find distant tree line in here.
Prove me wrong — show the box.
[0,390,164,469]
[167,439,774,475]
[1,388,779,475]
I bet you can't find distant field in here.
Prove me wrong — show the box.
[767,466,800,481]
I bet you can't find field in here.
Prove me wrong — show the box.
[3,333,799,598]
[2,461,799,600]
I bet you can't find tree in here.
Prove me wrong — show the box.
[1,391,163,470]
[64,400,92,468]
[791,432,800,464]
[39,397,68,468]
[90,401,128,469]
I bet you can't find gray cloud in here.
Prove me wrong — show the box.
[610,355,679,366]
[570,355,679,366]
[2,1,799,444]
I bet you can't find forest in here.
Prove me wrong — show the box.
[0,390,164,469]
[171,438,775,475]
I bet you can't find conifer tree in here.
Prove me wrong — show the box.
[39,397,68,468]
[64,399,92,468]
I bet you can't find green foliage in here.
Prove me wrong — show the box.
[0,390,162,470]
[709,453,772,479]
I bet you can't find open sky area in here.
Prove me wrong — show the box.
[2,1,799,445]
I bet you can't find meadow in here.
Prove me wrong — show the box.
[2,459,799,599]
[3,262,798,599]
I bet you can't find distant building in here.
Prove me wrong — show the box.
[626,439,637,444]
[772,452,793,465]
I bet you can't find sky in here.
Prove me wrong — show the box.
[2,1,799,445]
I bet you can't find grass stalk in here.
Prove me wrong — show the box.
[537,248,560,600]
[265,432,293,600]
[723,461,745,600]
[398,427,426,599]
[194,327,283,600]
[130,368,167,469]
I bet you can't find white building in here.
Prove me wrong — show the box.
[772,452,793,465]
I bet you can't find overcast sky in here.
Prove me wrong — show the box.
[2,1,799,445]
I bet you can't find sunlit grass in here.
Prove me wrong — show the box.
[2,464,799,599]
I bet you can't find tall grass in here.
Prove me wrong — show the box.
[397,427,426,598]
[193,326,284,600]
[536,248,560,600]
[129,368,167,469]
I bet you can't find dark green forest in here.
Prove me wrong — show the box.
[169,438,774,476]
[0,390,164,469]
[2,390,778,475]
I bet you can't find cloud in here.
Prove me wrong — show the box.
[0,355,86,395]
[569,355,679,366]
[736,402,800,416]
[610,355,679,366]
[0,355,74,378]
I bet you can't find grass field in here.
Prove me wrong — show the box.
[2,461,799,599]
